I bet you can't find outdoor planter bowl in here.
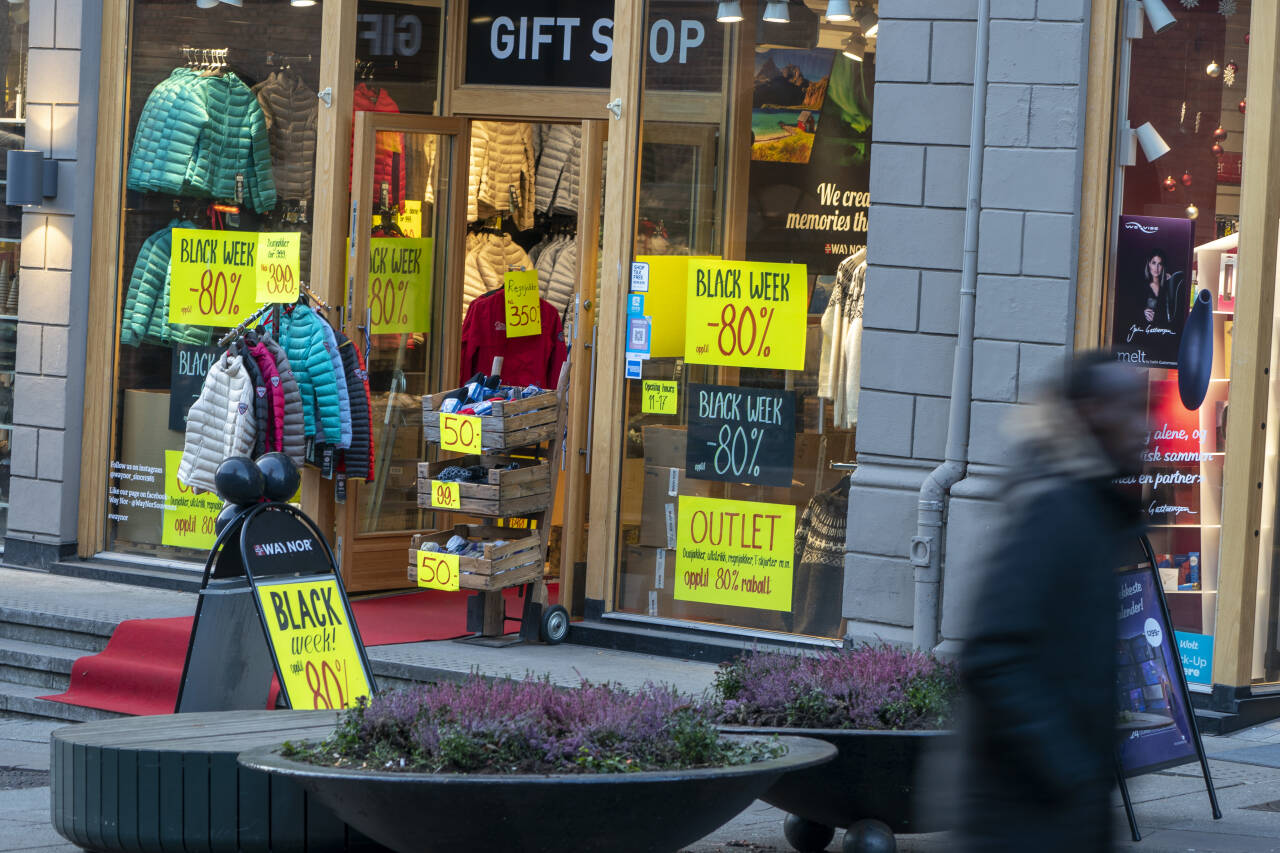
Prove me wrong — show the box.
[722,727,954,853]
[239,734,836,853]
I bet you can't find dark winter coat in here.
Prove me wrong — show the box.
[246,338,285,455]
[955,402,1142,853]
[337,333,374,481]
[234,340,268,458]
[252,70,317,201]
[260,333,306,467]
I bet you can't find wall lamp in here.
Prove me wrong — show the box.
[716,1,743,23]
[1122,121,1171,166]
[5,150,58,207]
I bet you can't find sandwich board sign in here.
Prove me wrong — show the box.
[175,502,376,712]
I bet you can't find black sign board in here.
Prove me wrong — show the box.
[169,344,222,432]
[463,0,722,92]
[686,384,796,488]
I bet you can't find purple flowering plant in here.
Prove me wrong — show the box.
[283,676,783,774]
[711,644,957,731]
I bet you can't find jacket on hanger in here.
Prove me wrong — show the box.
[462,232,535,310]
[177,352,256,492]
[120,220,215,348]
[353,83,406,205]
[252,70,318,201]
[819,249,866,428]
[235,339,269,458]
[459,290,568,388]
[246,338,285,455]
[278,304,343,443]
[318,319,352,450]
[128,68,277,212]
[337,333,375,481]
[534,124,581,216]
[544,239,577,314]
[467,121,536,229]
[260,333,306,466]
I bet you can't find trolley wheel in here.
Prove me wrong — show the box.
[539,605,570,644]
[783,813,835,852]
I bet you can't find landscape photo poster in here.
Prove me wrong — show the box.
[1111,215,1195,369]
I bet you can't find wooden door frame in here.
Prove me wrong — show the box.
[337,111,470,592]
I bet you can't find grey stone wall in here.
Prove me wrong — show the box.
[844,0,1091,647]
[8,0,100,566]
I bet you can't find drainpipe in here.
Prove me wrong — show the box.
[910,0,991,651]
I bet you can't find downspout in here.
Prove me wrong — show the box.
[910,0,991,651]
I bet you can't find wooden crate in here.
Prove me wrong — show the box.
[407,524,544,592]
[422,389,559,450]
[415,455,552,515]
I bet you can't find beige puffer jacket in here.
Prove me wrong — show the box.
[544,239,577,313]
[468,121,535,229]
[463,232,534,311]
[534,124,581,216]
[178,352,257,493]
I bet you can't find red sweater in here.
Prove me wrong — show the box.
[459,291,568,388]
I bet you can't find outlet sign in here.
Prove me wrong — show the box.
[464,0,723,91]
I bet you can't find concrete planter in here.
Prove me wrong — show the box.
[721,726,954,853]
[239,734,836,853]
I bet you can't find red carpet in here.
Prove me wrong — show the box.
[39,584,558,716]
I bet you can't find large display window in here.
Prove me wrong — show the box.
[611,0,875,639]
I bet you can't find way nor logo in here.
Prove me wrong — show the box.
[253,538,316,557]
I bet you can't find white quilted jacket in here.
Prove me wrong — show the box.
[463,232,534,311]
[534,124,581,216]
[178,352,257,493]
[468,121,535,229]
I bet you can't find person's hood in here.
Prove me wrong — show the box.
[1003,396,1118,486]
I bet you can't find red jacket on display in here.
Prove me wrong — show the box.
[352,84,406,205]
[459,290,568,388]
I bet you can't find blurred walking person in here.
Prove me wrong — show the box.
[955,352,1147,852]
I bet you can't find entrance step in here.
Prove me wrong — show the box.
[47,557,203,593]
[0,679,121,722]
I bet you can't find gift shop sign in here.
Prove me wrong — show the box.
[675,495,794,612]
[464,0,723,91]
[685,260,807,370]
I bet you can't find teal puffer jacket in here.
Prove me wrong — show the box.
[128,69,277,213]
[120,221,214,348]
[279,304,343,442]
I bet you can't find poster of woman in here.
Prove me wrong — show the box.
[1112,215,1195,368]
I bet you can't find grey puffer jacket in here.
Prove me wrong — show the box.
[252,70,317,201]
[178,352,257,492]
[534,124,581,216]
[260,333,306,467]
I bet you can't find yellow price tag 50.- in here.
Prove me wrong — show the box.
[642,381,678,415]
[439,412,482,453]
[504,270,542,338]
[417,551,461,591]
[431,480,461,509]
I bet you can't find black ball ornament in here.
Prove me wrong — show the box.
[214,456,265,507]
[214,502,242,536]
[256,452,301,503]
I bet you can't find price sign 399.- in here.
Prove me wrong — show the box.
[504,269,542,338]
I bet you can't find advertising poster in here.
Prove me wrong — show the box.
[686,383,796,487]
[1111,215,1195,368]
[1116,564,1198,776]
[746,49,872,268]
[674,495,795,612]
[161,450,223,550]
[168,344,222,432]
[684,259,807,370]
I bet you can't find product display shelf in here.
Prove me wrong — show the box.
[409,359,572,642]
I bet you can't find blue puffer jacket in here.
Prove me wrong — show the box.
[120,220,214,348]
[317,318,352,449]
[128,68,277,213]
[278,304,342,442]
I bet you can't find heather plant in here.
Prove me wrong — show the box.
[284,676,783,774]
[712,645,957,731]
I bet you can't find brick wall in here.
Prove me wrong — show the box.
[844,0,1090,645]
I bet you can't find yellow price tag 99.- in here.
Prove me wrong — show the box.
[439,412,482,453]
[431,480,462,509]
[256,232,301,303]
[642,381,678,415]
[417,551,461,591]
[504,269,542,338]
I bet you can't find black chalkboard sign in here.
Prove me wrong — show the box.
[169,344,222,432]
[686,383,796,487]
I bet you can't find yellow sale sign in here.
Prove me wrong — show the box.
[416,550,461,591]
[396,201,422,238]
[642,380,678,415]
[674,495,795,612]
[635,255,719,358]
[170,229,265,327]
[439,412,482,453]
[367,237,433,334]
[161,450,224,549]
[684,259,807,370]
[504,269,542,338]
[256,232,301,303]
[430,480,462,509]
[256,576,373,710]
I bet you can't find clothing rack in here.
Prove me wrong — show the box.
[265,51,312,68]
[300,284,331,312]
[217,303,275,348]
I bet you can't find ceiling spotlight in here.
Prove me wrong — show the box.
[1135,121,1171,162]
[855,3,878,37]
[716,0,743,23]
[291,0,317,6]
[842,33,866,62]
[1140,0,1176,34]
[195,0,219,7]
[763,1,790,23]
[825,0,853,22]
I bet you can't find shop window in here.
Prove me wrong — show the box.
[105,1,325,562]
[1108,1,1250,686]
[0,3,24,543]
[615,0,874,639]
